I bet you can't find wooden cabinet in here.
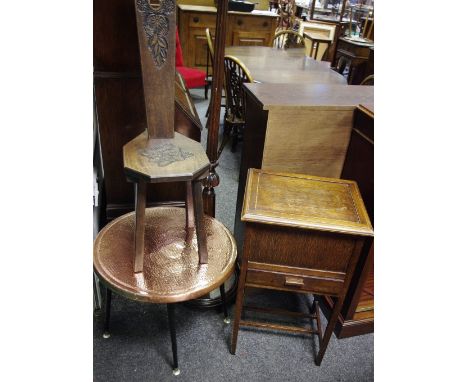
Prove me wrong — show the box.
[333,37,374,85]
[231,169,373,363]
[320,103,375,338]
[234,84,374,338]
[177,5,278,71]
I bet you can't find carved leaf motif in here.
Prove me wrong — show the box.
[136,0,175,69]
[139,143,194,167]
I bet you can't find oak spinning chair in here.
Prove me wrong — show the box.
[273,30,305,50]
[220,55,254,154]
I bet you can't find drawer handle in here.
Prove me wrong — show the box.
[262,21,268,27]
[193,17,199,23]
[284,277,304,287]
[237,19,243,26]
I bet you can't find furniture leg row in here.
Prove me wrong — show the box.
[132,174,209,273]
[102,284,230,374]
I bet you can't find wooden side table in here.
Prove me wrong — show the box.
[333,37,374,85]
[231,169,373,365]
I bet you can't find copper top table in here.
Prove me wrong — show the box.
[94,206,237,375]
[224,46,347,85]
[94,207,237,303]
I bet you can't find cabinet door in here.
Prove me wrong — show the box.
[232,30,272,46]
[183,12,217,70]
[189,29,210,70]
[230,15,276,47]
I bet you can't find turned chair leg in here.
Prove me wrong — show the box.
[220,283,230,324]
[185,181,195,230]
[134,180,147,273]
[192,179,208,264]
[167,304,180,375]
[103,288,111,339]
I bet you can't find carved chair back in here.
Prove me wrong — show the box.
[273,30,305,50]
[223,55,254,123]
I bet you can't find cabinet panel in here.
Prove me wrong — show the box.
[233,31,271,46]
[187,28,218,69]
[178,5,277,70]
[231,15,274,31]
[188,12,216,28]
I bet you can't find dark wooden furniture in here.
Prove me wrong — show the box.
[363,46,374,78]
[332,37,374,85]
[177,5,278,71]
[320,103,374,338]
[224,46,347,84]
[94,207,236,374]
[94,0,203,223]
[231,169,373,365]
[122,0,213,273]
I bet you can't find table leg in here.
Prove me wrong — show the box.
[220,283,230,324]
[167,304,180,375]
[314,297,323,349]
[193,179,208,264]
[230,259,249,354]
[134,180,147,273]
[315,295,346,366]
[103,288,111,339]
[185,181,195,230]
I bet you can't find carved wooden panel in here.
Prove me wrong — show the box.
[134,0,176,138]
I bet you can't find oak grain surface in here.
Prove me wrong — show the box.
[225,46,347,85]
[123,131,210,182]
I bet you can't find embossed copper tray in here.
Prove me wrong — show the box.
[94,207,237,303]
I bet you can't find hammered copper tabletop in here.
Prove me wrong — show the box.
[94,207,237,303]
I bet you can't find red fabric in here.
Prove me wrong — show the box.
[175,29,184,67]
[175,29,206,89]
[176,66,206,88]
